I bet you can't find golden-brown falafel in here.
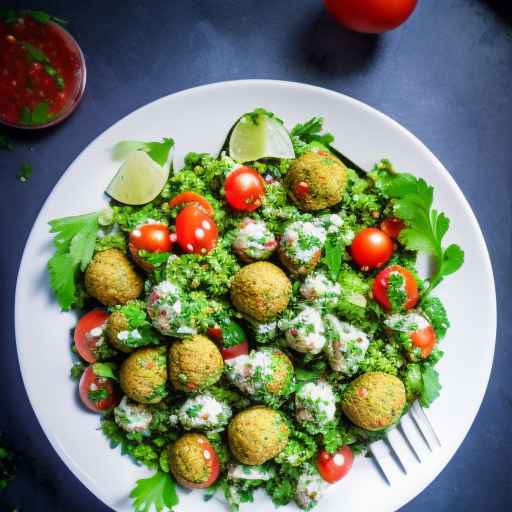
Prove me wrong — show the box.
[85,249,143,306]
[169,335,223,392]
[119,347,168,404]
[286,151,347,211]
[230,262,291,322]
[341,371,406,431]
[228,406,289,465]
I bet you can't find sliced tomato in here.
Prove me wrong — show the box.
[74,310,109,363]
[350,227,393,270]
[176,438,220,489]
[219,340,249,361]
[380,218,405,239]
[79,366,119,413]
[175,205,218,255]
[224,166,265,212]
[169,192,214,216]
[317,446,354,483]
[411,325,436,359]
[372,264,419,311]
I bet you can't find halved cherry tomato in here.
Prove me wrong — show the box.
[411,325,436,359]
[350,227,393,270]
[74,310,109,363]
[220,340,249,361]
[317,446,354,483]
[175,205,218,255]
[293,181,310,199]
[169,192,214,216]
[175,438,220,489]
[79,366,119,413]
[129,222,175,271]
[208,319,249,361]
[224,166,265,212]
[324,0,418,34]
[373,264,419,311]
[380,218,405,240]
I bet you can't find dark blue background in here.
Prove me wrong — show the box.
[1,1,511,510]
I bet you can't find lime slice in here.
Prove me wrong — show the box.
[229,113,295,162]
[105,150,170,205]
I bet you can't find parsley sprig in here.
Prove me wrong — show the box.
[379,172,464,294]
[48,212,100,310]
[130,471,179,512]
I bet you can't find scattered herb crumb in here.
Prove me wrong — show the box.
[18,163,33,182]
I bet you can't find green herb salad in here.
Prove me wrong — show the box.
[48,109,463,512]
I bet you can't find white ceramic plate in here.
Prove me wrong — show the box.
[15,80,496,512]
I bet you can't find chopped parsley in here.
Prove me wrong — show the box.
[18,163,32,182]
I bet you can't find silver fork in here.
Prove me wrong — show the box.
[369,401,441,484]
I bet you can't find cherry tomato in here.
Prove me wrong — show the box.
[207,320,249,361]
[293,181,310,199]
[380,218,405,240]
[224,166,265,212]
[411,325,436,359]
[317,446,354,483]
[74,310,109,363]
[350,227,393,270]
[372,264,419,310]
[129,222,175,271]
[175,205,218,255]
[176,438,220,489]
[324,0,417,34]
[79,366,119,413]
[169,191,214,216]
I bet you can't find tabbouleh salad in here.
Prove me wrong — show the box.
[47,109,463,512]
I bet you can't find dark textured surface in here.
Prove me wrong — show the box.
[1,1,511,511]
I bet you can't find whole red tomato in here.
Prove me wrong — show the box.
[324,0,418,34]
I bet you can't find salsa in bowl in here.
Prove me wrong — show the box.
[0,11,86,129]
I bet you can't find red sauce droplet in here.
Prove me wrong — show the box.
[294,181,310,198]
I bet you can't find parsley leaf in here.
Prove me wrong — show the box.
[48,212,100,310]
[0,132,13,150]
[92,362,118,381]
[113,138,174,167]
[130,471,179,512]
[323,236,343,281]
[379,172,464,294]
[290,116,334,147]
[20,101,53,125]
[88,388,108,402]
[18,163,32,182]
[421,295,450,340]
[420,366,442,407]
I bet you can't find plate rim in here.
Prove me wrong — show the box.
[14,79,497,511]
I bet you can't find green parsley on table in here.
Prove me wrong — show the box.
[130,471,179,512]
[18,163,32,182]
[48,212,100,310]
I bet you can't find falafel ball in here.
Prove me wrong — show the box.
[230,262,291,322]
[119,347,168,404]
[278,220,326,276]
[225,348,294,398]
[286,151,347,211]
[84,249,143,306]
[341,372,406,431]
[105,310,132,353]
[228,406,289,465]
[169,335,223,392]
[169,433,219,488]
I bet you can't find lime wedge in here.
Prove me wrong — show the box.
[105,150,170,205]
[229,113,295,162]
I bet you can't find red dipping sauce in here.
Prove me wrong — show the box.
[0,15,86,128]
